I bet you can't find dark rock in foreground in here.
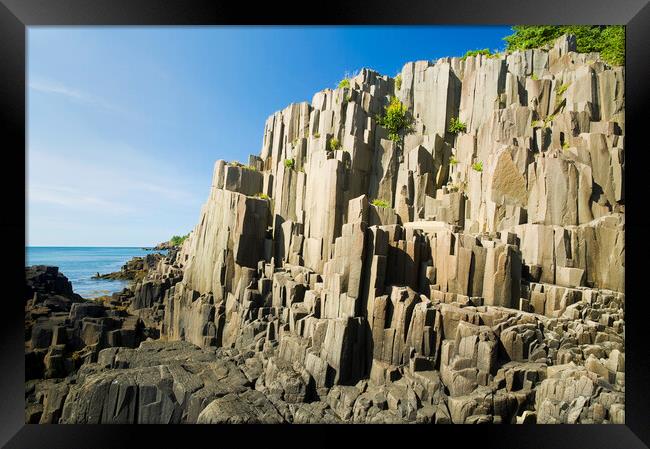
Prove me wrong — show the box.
[24,265,156,422]
[61,341,251,424]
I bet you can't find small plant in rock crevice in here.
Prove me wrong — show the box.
[394,74,402,90]
[371,199,390,209]
[556,83,569,96]
[284,158,295,170]
[376,96,414,143]
[543,114,556,128]
[449,156,459,165]
[328,137,341,152]
[472,161,483,172]
[448,117,467,134]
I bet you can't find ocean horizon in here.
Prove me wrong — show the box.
[26,246,165,298]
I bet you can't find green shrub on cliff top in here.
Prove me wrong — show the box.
[170,234,189,246]
[503,25,624,66]
[376,96,414,143]
[338,78,350,89]
[461,48,499,60]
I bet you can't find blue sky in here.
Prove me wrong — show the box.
[28,25,513,246]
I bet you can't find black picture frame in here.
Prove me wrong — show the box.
[2,0,648,447]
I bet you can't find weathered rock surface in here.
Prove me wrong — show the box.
[92,253,164,282]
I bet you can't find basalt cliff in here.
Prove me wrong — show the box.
[26,35,625,424]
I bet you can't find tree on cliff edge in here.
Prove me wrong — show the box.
[504,25,625,66]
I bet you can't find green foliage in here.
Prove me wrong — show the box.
[344,94,352,103]
[170,233,189,246]
[531,73,540,81]
[255,193,270,200]
[472,161,483,172]
[544,114,556,127]
[229,161,243,167]
[503,25,625,66]
[371,199,390,209]
[448,117,467,134]
[376,96,415,143]
[461,48,494,60]
[338,78,350,89]
[395,74,402,90]
[562,141,570,150]
[328,137,341,152]
[284,158,295,169]
[599,26,625,66]
[246,165,257,171]
[532,114,555,129]
[556,83,569,96]
[449,156,459,165]
[314,132,321,138]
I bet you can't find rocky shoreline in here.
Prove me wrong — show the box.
[25,35,625,424]
[91,252,166,282]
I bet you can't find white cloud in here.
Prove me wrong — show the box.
[29,77,131,117]
[28,146,203,209]
[133,181,195,202]
[29,184,132,214]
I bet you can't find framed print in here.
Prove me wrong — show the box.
[2,0,648,447]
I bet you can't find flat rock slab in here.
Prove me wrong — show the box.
[61,341,252,424]
[197,389,284,424]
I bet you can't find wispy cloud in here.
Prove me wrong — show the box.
[29,184,132,214]
[29,77,129,116]
[134,181,196,202]
[28,147,204,208]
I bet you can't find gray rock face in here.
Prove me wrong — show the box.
[33,35,625,425]
[151,35,623,424]
[197,390,283,424]
[60,341,251,424]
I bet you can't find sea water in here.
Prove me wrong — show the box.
[26,247,165,298]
